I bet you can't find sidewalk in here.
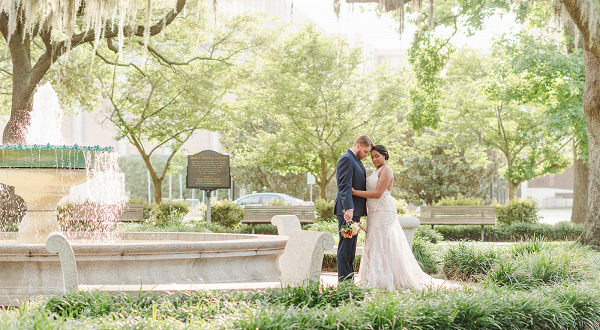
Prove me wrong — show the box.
[538,208,572,225]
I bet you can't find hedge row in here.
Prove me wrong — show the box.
[431,221,583,242]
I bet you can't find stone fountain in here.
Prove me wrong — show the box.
[0,84,332,306]
[0,145,106,244]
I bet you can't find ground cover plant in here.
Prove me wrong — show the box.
[1,240,599,329]
[3,254,600,330]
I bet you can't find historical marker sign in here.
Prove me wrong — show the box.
[186,150,231,189]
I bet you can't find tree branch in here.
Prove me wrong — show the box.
[0,12,7,40]
[24,0,187,109]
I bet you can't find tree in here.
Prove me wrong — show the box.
[0,0,187,144]
[95,10,269,203]
[557,0,600,248]
[221,23,404,200]
[397,144,494,205]
[447,45,573,200]
[493,32,587,219]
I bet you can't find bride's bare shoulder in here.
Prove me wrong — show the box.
[383,165,393,175]
[377,165,393,178]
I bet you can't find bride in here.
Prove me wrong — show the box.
[352,145,451,291]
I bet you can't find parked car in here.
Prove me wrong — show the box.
[232,193,313,207]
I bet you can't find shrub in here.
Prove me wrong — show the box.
[433,221,583,242]
[443,243,500,281]
[414,226,444,243]
[0,189,25,232]
[209,199,244,228]
[265,198,291,206]
[496,197,540,226]
[235,223,278,235]
[314,199,335,221]
[394,198,407,215]
[149,201,190,226]
[57,200,121,232]
[412,237,439,274]
[198,202,207,219]
[434,194,485,206]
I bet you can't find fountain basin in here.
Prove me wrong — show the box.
[0,168,88,244]
[0,232,287,305]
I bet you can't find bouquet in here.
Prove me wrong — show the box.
[340,221,361,238]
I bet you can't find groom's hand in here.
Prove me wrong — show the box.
[344,209,354,222]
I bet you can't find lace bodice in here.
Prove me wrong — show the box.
[366,167,395,214]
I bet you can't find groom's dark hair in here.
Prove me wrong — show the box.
[354,135,373,147]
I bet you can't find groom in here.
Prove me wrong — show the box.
[334,135,372,282]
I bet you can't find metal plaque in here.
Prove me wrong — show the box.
[186,150,231,189]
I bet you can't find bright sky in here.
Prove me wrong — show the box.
[292,0,520,52]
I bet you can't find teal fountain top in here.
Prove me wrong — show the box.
[0,144,114,169]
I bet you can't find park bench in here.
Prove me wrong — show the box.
[242,205,315,234]
[119,204,145,222]
[419,205,496,242]
[58,203,145,223]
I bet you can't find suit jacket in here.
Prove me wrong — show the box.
[334,149,367,217]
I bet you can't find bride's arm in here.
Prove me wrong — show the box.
[352,167,393,198]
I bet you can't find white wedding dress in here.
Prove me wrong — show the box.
[358,167,446,291]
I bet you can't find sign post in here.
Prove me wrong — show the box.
[186,150,231,223]
[307,173,316,202]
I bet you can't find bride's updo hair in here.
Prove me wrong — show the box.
[372,145,389,160]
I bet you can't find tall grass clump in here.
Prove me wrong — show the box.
[414,225,444,243]
[443,242,500,281]
[510,237,552,256]
[412,236,439,274]
[487,244,593,290]
[250,281,370,308]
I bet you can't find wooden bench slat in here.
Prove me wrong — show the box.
[241,206,315,223]
[418,205,496,242]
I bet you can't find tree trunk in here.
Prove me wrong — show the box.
[571,142,589,224]
[152,176,164,204]
[3,26,33,144]
[319,153,329,200]
[318,179,328,200]
[581,50,600,249]
[508,182,518,200]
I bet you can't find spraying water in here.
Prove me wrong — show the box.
[10,82,127,242]
[26,82,64,145]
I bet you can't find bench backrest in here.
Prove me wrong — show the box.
[420,205,496,225]
[243,205,315,223]
[120,204,145,222]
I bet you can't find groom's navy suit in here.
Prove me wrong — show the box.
[334,149,367,282]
